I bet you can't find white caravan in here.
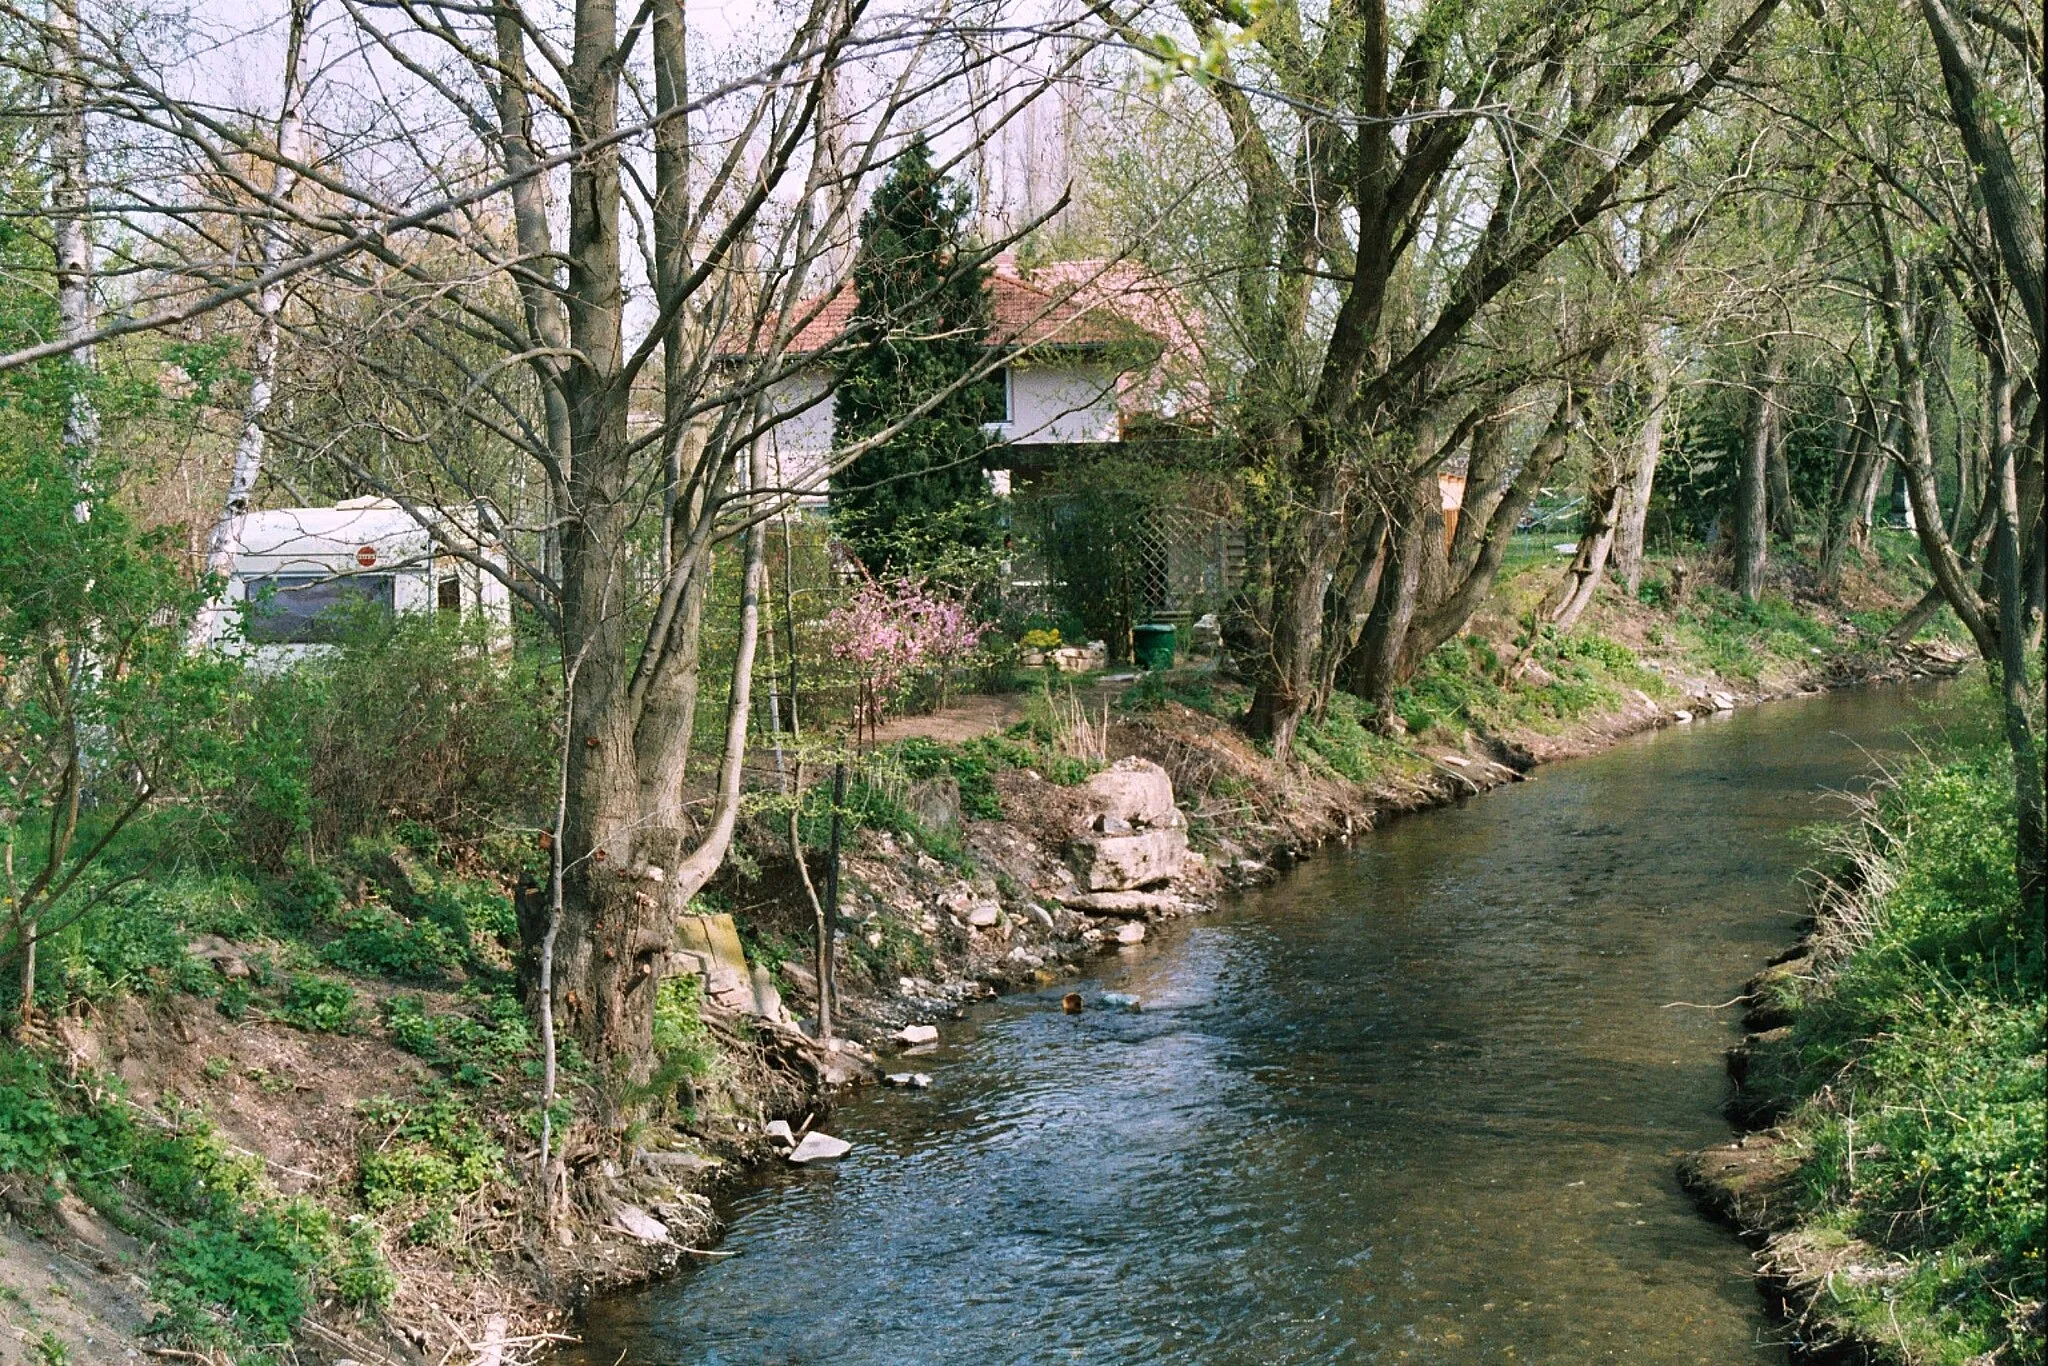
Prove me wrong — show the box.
[197,497,512,661]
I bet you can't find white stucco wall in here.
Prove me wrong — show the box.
[762,371,836,503]
[998,362,1120,445]
[759,360,1121,504]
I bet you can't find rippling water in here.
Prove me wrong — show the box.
[566,683,1955,1365]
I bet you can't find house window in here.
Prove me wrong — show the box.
[438,573,462,612]
[243,573,394,643]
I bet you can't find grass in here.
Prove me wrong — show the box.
[0,1047,361,1358]
[1771,711,2043,1364]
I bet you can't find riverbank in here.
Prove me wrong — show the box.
[1680,702,2043,1365]
[0,539,1972,1363]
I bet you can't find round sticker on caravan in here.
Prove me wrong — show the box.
[356,545,378,567]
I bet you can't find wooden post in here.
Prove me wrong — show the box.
[819,760,845,1038]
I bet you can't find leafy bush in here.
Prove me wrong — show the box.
[321,903,465,981]
[218,614,553,867]
[277,974,362,1034]
[0,1048,345,1353]
[333,1218,397,1309]
[383,990,532,1086]
[356,1093,504,1215]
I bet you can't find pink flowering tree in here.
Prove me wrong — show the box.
[826,577,987,743]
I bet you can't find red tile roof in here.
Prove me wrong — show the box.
[767,262,1160,355]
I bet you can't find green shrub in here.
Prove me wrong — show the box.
[0,1049,341,1353]
[219,614,553,866]
[383,990,532,1086]
[277,974,362,1034]
[1776,726,2044,1362]
[356,1094,504,1214]
[321,903,465,981]
[333,1218,397,1309]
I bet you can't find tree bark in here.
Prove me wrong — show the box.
[1733,335,1782,601]
[45,0,96,499]
[1401,390,1577,670]
[1918,0,2046,353]
[191,0,309,648]
[1612,325,1670,595]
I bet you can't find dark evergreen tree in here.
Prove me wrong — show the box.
[831,137,999,578]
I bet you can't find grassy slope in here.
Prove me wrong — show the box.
[1751,712,2042,1364]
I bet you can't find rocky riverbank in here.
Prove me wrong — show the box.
[0,549,1972,1365]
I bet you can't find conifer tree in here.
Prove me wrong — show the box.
[832,137,998,577]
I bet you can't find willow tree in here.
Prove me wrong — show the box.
[1095,0,1786,751]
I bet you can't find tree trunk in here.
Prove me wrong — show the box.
[1548,479,1623,630]
[1612,325,1670,596]
[1917,0,2046,353]
[1820,396,1883,593]
[1733,336,1784,601]
[1987,392,2045,910]
[191,0,309,648]
[1766,404,1796,539]
[1344,471,1435,728]
[1401,389,1577,672]
[1244,452,1349,757]
[46,0,96,498]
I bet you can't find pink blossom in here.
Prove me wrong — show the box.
[826,577,986,739]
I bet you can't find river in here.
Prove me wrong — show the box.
[565,682,1954,1364]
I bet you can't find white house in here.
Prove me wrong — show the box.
[195,496,512,660]
[754,255,1207,506]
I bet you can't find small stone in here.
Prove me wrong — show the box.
[882,1072,933,1088]
[965,902,1001,929]
[1439,754,1470,768]
[1096,813,1134,835]
[1099,992,1141,1011]
[1116,922,1146,946]
[788,1132,852,1164]
[765,1119,795,1144]
[1672,710,1693,723]
[1028,903,1056,931]
[611,1203,670,1243]
[896,1023,940,1046]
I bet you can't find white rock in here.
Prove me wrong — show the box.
[883,1072,933,1088]
[765,1119,796,1144]
[965,902,1001,929]
[788,1132,852,1164]
[1067,828,1187,891]
[1079,759,1177,829]
[1440,754,1470,768]
[1099,992,1141,1011]
[1057,889,1172,917]
[1116,922,1147,946]
[896,1023,940,1046]
[1673,710,1693,723]
[611,1204,670,1243]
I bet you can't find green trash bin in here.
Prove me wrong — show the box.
[1132,622,1176,671]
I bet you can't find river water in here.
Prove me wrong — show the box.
[566,683,1954,1365]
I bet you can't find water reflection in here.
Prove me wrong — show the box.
[567,684,1954,1365]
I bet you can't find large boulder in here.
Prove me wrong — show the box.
[906,775,962,832]
[1067,827,1187,891]
[1077,758,1177,832]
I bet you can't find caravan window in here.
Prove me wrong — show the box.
[244,574,394,643]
